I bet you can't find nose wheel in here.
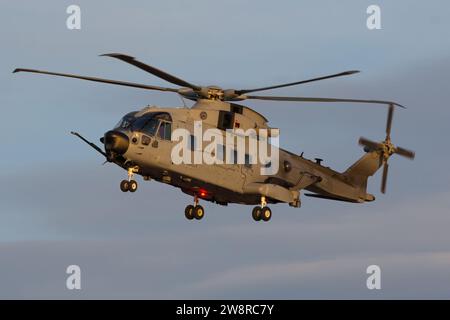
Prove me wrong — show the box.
[252,196,272,222]
[185,195,205,221]
[120,166,139,192]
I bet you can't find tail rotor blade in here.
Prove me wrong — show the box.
[381,162,389,194]
[359,137,383,151]
[386,104,394,138]
[395,146,415,159]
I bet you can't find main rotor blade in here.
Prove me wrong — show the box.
[237,70,360,95]
[359,137,383,151]
[101,53,200,90]
[13,68,179,93]
[395,146,415,159]
[245,95,406,108]
[381,162,389,194]
[386,104,394,138]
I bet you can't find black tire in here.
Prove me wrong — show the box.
[185,205,194,220]
[129,180,138,192]
[120,180,129,192]
[252,206,262,221]
[193,205,205,220]
[261,207,272,222]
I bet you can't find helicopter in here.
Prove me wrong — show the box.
[13,53,415,222]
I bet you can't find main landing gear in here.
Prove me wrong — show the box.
[185,194,205,221]
[120,166,139,193]
[252,196,272,222]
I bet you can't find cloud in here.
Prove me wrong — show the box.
[176,251,450,299]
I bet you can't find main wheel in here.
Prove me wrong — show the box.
[185,205,194,220]
[261,207,272,222]
[129,180,138,192]
[252,206,262,221]
[193,205,205,220]
[120,180,129,192]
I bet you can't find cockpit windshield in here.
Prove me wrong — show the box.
[114,112,172,137]
[114,111,137,129]
[130,112,172,136]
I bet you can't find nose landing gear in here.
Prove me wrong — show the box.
[185,194,205,221]
[252,196,272,222]
[120,166,139,192]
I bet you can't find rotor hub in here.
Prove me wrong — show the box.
[382,139,396,159]
[204,87,224,100]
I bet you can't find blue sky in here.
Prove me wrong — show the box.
[1,0,450,298]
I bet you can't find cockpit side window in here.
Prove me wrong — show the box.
[131,113,154,131]
[157,121,172,140]
[141,118,160,136]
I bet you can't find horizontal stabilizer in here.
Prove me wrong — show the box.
[243,183,297,204]
[304,193,362,203]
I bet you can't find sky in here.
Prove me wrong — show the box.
[0,0,450,298]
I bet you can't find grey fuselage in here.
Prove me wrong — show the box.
[110,100,378,207]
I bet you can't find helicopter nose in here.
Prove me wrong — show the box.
[103,130,129,155]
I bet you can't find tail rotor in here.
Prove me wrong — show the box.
[358,104,415,194]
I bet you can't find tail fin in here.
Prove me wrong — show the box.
[343,151,382,192]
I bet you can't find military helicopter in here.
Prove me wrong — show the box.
[13,53,415,222]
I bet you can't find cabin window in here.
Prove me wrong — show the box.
[230,150,252,166]
[216,145,237,164]
[217,111,234,130]
[224,149,239,164]
[189,135,196,151]
[219,147,251,165]
[232,150,238,165]
[244,154,252,167]
[230,104,243,114]
[216,144,225,162]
